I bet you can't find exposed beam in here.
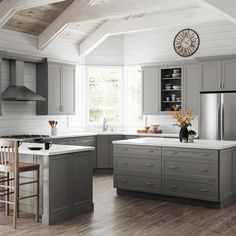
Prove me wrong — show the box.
[201,0,236,24]
[38,0,198,50]
[0,0,65,28]
[80,5,223,56]
[80,19,122,56]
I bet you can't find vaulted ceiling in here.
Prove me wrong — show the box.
[0,0,235,57]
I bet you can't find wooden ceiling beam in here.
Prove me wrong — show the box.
[0,0,66,28]
[38,0,198,50]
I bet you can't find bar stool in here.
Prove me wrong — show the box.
[0,139,40,229]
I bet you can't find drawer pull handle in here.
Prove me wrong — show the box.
[146,163,154,167]
[169,185,178,189]
[200,188,209,192]
[121,148,127,151]
[146,182,154,186]
[121,162,128,165]
[120,179,128,183]
[146,150,154,153]
[200,168,209,172]
[169,165,178,169]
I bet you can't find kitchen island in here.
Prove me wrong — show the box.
[113,138,236,207]
[18,143,95,225]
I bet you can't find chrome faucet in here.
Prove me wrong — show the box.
[103,118,108,132]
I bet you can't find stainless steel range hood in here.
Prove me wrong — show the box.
[2,60,46,101]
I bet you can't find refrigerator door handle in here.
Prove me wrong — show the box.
[218,103,221,140]
[221,99,224,140]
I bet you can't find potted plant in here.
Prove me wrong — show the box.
[172,106,195,142]
[188,130,196,143]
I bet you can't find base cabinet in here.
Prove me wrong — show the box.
[53,136,97,169]
[97,135,123,168]
[114,145,236,205]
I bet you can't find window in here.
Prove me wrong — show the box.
[126,66,143,123]
[88,67,122,123]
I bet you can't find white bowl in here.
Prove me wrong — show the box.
[150,124,160,129]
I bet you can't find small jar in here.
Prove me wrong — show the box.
[171,94,176,101]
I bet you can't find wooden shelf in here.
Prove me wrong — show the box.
[162,101,181,103]
[162,89,181,91]
[161,77,181,80]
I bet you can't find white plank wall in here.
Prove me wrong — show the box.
[124,20,236,65]
[86,35,124,66]
[0,60,79,136]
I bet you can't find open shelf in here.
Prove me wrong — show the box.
[160,67,182,112]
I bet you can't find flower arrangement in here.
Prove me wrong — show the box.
[188,130,196,136]
[172,106,195,128]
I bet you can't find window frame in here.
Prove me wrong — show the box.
[85,65,124,126]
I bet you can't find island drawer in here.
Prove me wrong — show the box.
[115,156,161,175]
[163,157,218,180]
[163,178,218,201]
[115,174,161,193]
[162,148,218,160]
[114,145,161,157]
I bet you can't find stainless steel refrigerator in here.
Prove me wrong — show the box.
[199,91,236,141]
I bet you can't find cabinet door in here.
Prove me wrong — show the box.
[48,63,62,114]
[109,135,123,168]
[72,152,92,206]
[142,66,159,114]
[222,60,236,90]
[96,136,109,168]
[185,64,202,113]
[202,61,221,91]
[61,65,75,114]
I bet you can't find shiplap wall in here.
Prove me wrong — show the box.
[0,29,83,64]
[0,60,82,136]
[124,20,236,65]
[86,35,124,66]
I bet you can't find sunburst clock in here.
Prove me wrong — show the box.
[173,29,200,57]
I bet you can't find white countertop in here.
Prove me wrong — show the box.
[19,143,95,156]
[51,132,179,139]
[112,137,236,150]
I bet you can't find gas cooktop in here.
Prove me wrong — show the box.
[1,134,50,143]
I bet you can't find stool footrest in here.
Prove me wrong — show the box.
[19,194,38,200]
[19,180,38,186]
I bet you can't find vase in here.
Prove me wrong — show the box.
[179,127,188,142]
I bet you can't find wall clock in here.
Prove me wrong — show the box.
[173,29,200,57]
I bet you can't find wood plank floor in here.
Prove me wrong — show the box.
[1,173,236,236]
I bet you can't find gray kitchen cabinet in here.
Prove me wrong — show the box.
[53,136,97,169]
[36,61,75,115]
[96,135,123,169]
[0,57,2,115]
[108,135,123,168]
[184,63,202,113]
[142,66,159,114]
[222,60,236,90]
[72,152,93,206]
[114,144,236,205]
[201,61,221,91]
[96,136,109,168]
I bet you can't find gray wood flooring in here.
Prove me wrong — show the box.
[1,173,236,236]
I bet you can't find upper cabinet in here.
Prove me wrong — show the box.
[222,60,236,90]
[160,66,183,112]
[184,63,202,113]
[201,61,221,91]
[36,61,75,115]
[142,66,159,114]
[201,59,236,91]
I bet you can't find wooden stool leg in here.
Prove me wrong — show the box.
[17,172,20,218]
[13,171,19,229]
[5,172,9,216]
[36,167,40,223]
